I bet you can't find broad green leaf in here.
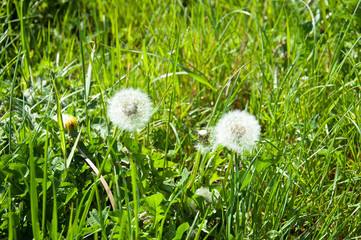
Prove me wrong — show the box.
[172,222,189,240]
[254,160,273,173]
[153,159,177,168]
[145,193,164,212]
[123,135,141,154]
[240,170,252,190]
[254,156,280,173]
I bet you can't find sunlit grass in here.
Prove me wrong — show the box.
[1,0,361,239]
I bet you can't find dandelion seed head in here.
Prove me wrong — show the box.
[189,187,219,210]
[231,124,246,139]
[198,129,208,137]
[122,101,138,116]
[194,187,213,203]
[107,88,153,132]
[214,110,261,153]
[194,128,214,154]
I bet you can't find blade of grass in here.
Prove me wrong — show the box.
[130,154,139,239]
[94,177,107,239]
[42,124,49,236]
[8,185,16,240]
[16,0,31,79]
[185,210,200,240]
[78,3,87,103]
[194,207,210,240]
[121,170,133,240]
[114,48,215,90]
[8,47,21,153]
[51,178,58,240]
[66,185,93,239]
[65,125,82,169]
[51,75,67,163]
[297,0,317,75]
[158,189,183,239]
[78,185,96,235]
[29,135,41,240]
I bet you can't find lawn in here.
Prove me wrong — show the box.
[1,0,361,239]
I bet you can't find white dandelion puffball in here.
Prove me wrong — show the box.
[107,88,153,132]
[214,110,261,153]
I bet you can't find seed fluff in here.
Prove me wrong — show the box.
[107,88,153,132]
[214,110,261,153]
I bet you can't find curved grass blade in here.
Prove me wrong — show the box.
[115,48,216,91]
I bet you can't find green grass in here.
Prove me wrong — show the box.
[1,0,361,239]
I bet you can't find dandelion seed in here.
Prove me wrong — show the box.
[107,88,153,132]
[195,129,213,154]
[214,110,261,153]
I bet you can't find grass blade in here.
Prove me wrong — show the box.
[29,136,41,240]
[42,125,49,236]
[66,125,82,169]
[51,75,67,162]
[51,178,58,240]
[8,186,16,240]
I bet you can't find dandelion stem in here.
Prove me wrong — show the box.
[77,146,116,210]
[224,155,233,182]
[130,154,140,239]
